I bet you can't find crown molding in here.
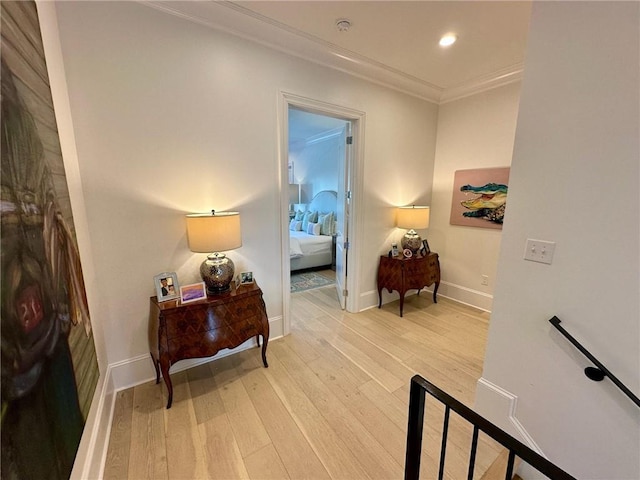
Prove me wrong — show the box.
[141,1,522,105]
[439,63,524,104]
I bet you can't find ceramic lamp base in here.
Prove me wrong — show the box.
[200,253,234,295]
[401,230,422,255]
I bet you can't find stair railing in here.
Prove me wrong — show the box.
[405,375,576,480]
[549,316,640,408]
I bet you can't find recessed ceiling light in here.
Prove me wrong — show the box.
[336,19,352,32]
[439,34,457,47]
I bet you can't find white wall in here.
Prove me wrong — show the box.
[53,1,438,373]
[430,83,521,311]
[290,134,342,200]
[36,4,113,478]
[478,2,639,478]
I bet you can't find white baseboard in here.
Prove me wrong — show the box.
[475,377,546,456]
[70,370,114,480]
[476,378,550,480]
[359,288,431,312]
[359,281,492,313]
[74,315,282,478]
[437,281,493,312]
[359,289,379,311]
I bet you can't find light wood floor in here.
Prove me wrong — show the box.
[104,286,500,480]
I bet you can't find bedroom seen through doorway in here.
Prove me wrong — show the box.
[287,106,351,308]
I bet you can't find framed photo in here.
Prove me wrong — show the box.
[154,272,179,302]
[421,239,431,256]
[179,282,207,304]
[238,271,254,285]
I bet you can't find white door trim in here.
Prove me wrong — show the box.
[278,91,366,335]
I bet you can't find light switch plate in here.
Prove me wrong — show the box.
[524,239,555,265]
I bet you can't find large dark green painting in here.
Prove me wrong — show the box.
[1,2,99,478]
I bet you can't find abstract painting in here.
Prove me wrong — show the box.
[1,2,99,478]
[450,167,510,230]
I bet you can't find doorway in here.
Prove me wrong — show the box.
[279,92,365,335]
[288,107,348,305]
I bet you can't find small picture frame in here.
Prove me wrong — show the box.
[179,282,207,304]
[154,272,179,302]
[238,271,254,286]
[421,239,431,255]
[391,243,399,257]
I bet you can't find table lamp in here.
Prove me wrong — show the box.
[289,184,301,214]
[396,205,430,254]
[186,211,242,295]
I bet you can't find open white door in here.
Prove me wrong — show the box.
[334,123,351,309]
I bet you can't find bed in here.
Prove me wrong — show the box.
[289,190,337,272]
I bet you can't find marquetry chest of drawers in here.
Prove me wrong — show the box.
[377,252,440,317]
[148,281,269,408]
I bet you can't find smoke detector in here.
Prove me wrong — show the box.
[336,19,352,32]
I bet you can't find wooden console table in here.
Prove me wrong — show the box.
[377,252,440,317]
[148,281,269,408]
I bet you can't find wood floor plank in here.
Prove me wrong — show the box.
[358,379,409,430]
[104,389,133,480]
[129,380,168,479]
[272,340,403,478]
[307,346,408,467]
[305,315,409,392]
[335,317,418,362]
[301,286,345,315]
[163,371,208,479]
[291,293,329,320]
[403,354,478,406]
[242,367,331,480]
[262,350,370,479]
[243,443,291,480]
[217,374,272,458]
[186,362,226,425]
[285,323,325,364]
[198,414,250,480]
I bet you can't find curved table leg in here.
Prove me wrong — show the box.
[377,288,383,309]
[151,353,160,384]
[261,334,269,368]
[399,292,406,318]
[159,359,173,409]
[433,281,440,303]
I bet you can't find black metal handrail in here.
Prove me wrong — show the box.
[549,316,640,408]
[405,375,576,480]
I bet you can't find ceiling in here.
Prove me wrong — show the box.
[147,1,533,104]
[147,1,532,140]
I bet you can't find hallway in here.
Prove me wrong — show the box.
[105,286,496,479]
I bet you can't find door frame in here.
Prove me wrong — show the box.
[278,91,365,335]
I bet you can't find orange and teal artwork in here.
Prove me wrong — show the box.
[450,167,510,229]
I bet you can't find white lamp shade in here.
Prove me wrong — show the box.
[396,206,430,230]
[186,212,242,253]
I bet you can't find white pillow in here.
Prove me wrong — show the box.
[289,219,302,231]
[318,212,334,235]
[302,210,318,231]
[306,222,321,236]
